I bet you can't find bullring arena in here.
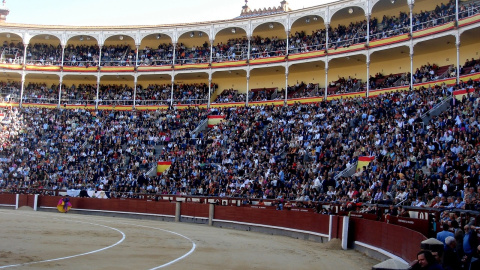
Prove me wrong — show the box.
[1,0,480,269]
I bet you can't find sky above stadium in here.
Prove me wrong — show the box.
[6,0,336,26]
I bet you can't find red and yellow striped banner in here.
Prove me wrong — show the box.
[174,63,209,70]
[357,156,375,172]
[458,13,480,27]
[211,60,247,69]
[25,65,61,72]
[328,43,365,56]
[207,115,225,128]
[101,66,135,72]
[369,34,410,48]
[137,66,172,72]
[157,161,172,175]
[0,63,22,70]
[288,50,325,61]
[249,56,285,65]
[63,66,98,72]
[412,22,455,39]
[453,88,475,101]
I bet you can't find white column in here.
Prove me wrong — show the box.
[341,216,349,250]
[209,39,213,63]
[247,36,251,60]
[33,194,39,211]
[22,43,28,66]
[172,43,177,67]
[366,14,370,46]
[60,45,65,67]
[325,24,329,52]
[57,75,63,108]
[15,194,19,210]
[135,45,140,68]
[133,75,138,109]
[208,72,212,108]
[95,75,100,109]
[98,45,103,68]
[455,0,459,22]
[366,53,370,98]
[19,72,25,108]
[324,62,329,100]
[409,3,414,89]
[285,68,289,105]
[328,215,333,241]
[246,69,250,106]
[456,37,460,84]
[285,30,290,56]
[410,50,414,88]
[170,74,175,107]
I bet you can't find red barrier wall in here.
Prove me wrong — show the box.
[0,193,16,205]
[37,196,176,216]
[181,203,209,218]
[351,217,427,262]
[214,206,331,235]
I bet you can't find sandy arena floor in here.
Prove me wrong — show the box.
[0,208,378,270]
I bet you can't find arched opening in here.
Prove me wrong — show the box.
[61,75,98,106]
[97,75,135,106]
[23,73,60,104]
[172,72,210,105]
[0,71,21,102]
[459,28,480,76]
[0,33,24,65]
[251,22,287,59]
[412,0,456,32]
[27,34,62,66]
[329,6,367,50]
[213,27,248,62]
[370,0,409,41]
[138,34,173,66]
[289,15,326,54]
[413,36,456,84]
[212,70,247,104]
[250,66,286,101]
[103,35,135,66]
[288,61,325,98]
[64,35,99,67]
[328,55,367,96]
[176,31,210,65]
[136,74,173,106]
[370,46,410,90]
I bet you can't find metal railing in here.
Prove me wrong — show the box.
[413,14,456,32]
[334,161,358,181]
[288,43,324,54]
[420,94,452,124]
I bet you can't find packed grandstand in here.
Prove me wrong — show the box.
[1,0,480,268]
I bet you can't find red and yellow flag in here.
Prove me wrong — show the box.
[357,156,375,172]
[157,161,172,175]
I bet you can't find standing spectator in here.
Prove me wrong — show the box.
[437,223,454,247]
[442,236,461,270]
[463,225,479,267]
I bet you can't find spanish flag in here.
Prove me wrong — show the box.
[207,115,225,128]
[356,156,375,172]
[157,161,172,175]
